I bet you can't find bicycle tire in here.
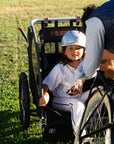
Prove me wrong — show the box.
[74,88,113,144]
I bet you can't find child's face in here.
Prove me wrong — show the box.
[65,45,84,61]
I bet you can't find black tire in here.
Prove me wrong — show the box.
[19,72,30,130]
[74,88,113,144]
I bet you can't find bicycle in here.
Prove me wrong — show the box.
[74,70,114,144]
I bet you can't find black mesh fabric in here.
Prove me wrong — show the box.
[38,26,82,43]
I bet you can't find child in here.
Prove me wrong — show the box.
[39,30,89,135]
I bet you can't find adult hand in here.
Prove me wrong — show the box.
[100,60,113,71]
[104,66,114,79]
[102,50,114,60]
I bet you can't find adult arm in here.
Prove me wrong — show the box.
[75,17,105,80]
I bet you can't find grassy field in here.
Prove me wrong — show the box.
[0,0,108,143]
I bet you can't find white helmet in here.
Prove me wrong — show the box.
[61,30,86,47]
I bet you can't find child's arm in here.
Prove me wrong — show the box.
[39,84,49,106]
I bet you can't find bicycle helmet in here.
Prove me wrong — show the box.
[61,30,86,47]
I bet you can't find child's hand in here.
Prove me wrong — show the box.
[66,79,84,96]
[74,79,84,92]
[39,92,49,106]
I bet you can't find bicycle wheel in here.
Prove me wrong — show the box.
[19,72,30,130]
[74,88,113,144]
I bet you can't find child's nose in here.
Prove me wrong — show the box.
[74,49,78,52]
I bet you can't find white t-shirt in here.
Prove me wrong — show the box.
[43,63,87,134]
[43,63,82,102]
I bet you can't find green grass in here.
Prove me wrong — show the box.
[0,0,108,143]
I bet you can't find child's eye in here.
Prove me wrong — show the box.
[76,48,80,50]
[69,47,72,50]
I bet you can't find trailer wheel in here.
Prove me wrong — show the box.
[19,72,30,130]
